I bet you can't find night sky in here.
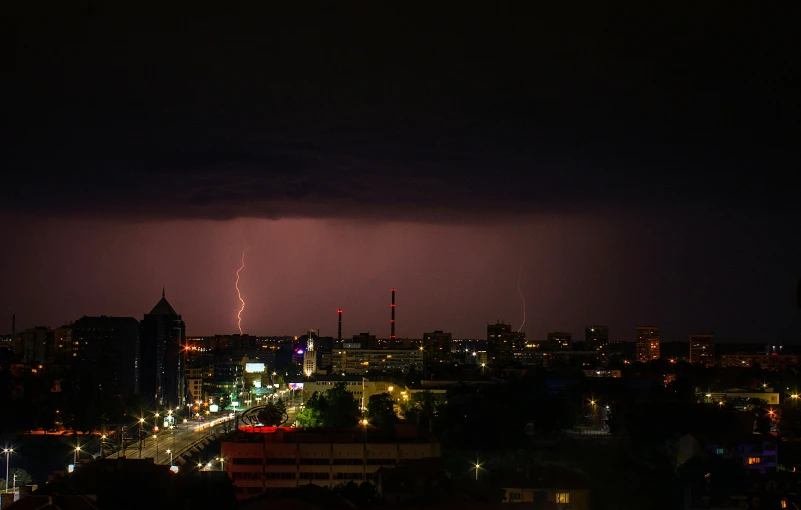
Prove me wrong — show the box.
[3,3,799,343]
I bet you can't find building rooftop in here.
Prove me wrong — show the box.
[231,424,436,444]
[148,289,178,316]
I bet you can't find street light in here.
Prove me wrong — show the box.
[153,435,158,462]
[3,448,13,493]
[166,449,173,466]
[74,446,81,465]
[473,459,483,481]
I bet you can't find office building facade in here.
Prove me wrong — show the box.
[140,290,187,409]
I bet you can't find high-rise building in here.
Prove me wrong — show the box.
[140,290,187,409]
[422,330,452,365]
[636,326,660,362]
[689,334,715,366]
[487,322,525,368]
[72,316,140,397]
[585,325,609,352]
[547,331,572,350]
[23,326,53,365]
[53,325,74,367]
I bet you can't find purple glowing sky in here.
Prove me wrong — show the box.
[1,210,798,343]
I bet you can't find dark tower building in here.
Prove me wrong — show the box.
[390,288,396,340]
[140,290,187,409]
[422,330,453,365]
[72,315,140,401]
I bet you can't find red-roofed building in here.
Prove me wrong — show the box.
[222,425,441,499]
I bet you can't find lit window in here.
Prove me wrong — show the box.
[715,448,724,454]
[748,457,761,465]
[555,493,570,503]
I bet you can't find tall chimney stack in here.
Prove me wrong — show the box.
[390,288,396,340]
[337,310,343,343]
[12,314,15,335]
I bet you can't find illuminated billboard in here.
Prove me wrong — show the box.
[245,362,265,373]
[288,382,304,390]
[209,404,219,413]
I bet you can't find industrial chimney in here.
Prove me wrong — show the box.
[390,288,396,340]
[337,309,343,343]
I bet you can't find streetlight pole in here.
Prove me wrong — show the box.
[74,446,80,465]
[167,449,173,466]
[153,435,159,463]
[3,448,12,492]
[474,458,482,481]
[139,418,145,459]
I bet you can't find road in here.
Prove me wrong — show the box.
[104,414,235,464]
[102,401,302,465]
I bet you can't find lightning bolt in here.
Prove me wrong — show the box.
[517,248,526,333]
[236,239,251,335]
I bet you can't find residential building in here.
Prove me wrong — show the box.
[699,388,780,406]
[719,353,799,370]
[585,325,609,353]
[71,315,140,396]
[22,326,53,365]
[635,326,660,362]
[421,330,452,365]
[689,334,715,366]
[547,331,572,350]
[140,290,187,409]
[502,466,592,509]
[52,325,74,366]
[323,349,422,376]
[487,322,525,368]
[679,434,778,475]
[222,425,441,499]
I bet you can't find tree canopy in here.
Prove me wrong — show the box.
[296,382,360,428]
[366,393,397,430]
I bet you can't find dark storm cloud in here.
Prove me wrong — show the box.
[4,3,799,221]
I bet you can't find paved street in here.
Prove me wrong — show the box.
[105,414,235,464]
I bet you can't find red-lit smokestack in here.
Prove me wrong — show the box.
[390,288,396,340]
[337,309,343,343]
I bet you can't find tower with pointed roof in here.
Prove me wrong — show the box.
[140,289,187,409]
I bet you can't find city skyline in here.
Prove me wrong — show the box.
[3,4,799,344]
[1,283,792,345]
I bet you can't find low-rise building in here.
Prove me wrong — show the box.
[222,425,441,499]
[719,353,799,370]
[699,388,780,406]
[502,466,592,509]
[321,349,423,375]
